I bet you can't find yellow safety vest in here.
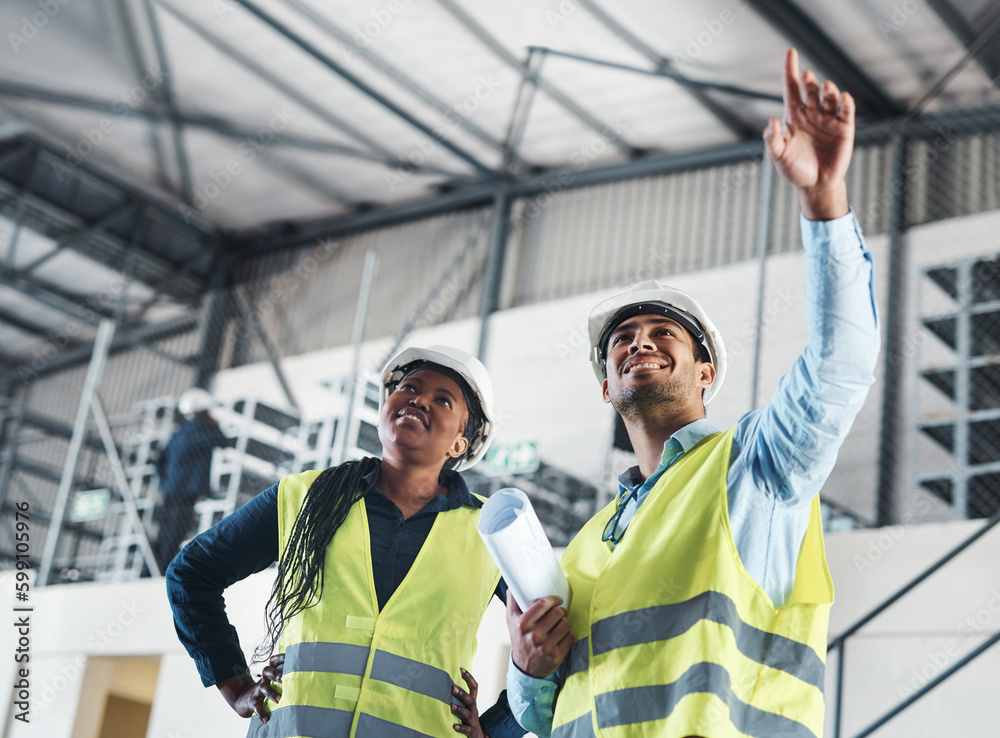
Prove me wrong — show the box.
[248,469,500,738]
[552,429,833,738]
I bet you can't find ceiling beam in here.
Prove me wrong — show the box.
[279,0,531,170]
[0,167,209,299]
[924,0,1000,83]
[239,100,1000,254]
[434,0,636,155]
[0,271,112,324]
[240,137,766,253]
[0,81,471,178]
[141,0,195,204]
[17,202,140,276]
[254,147,361,209]
[575,0,758,139]
[115,0,173,192]
[529,47,782,103]
[153,1,394,162]
[129,245,220,324]
[0,132,218,240]
[153,1,479,184]
[744,0,903,118]
[233,0,498,177]
[907,10,1000,114]
[0,312,199,385]
[0,304,57,340]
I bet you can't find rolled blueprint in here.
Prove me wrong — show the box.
[477,488,570,609]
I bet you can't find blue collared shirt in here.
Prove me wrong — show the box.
[508,210,880,735]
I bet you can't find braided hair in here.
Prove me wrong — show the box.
[253,455,380,665]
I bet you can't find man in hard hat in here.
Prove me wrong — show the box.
[504,49,880,737]
[153,388,229,570]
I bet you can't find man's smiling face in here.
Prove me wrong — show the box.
[601,314,715,420]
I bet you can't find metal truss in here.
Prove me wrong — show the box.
[233,0,498,177]
[924,0,1000,83]
[575,0,759,139]
[434,0,637,156]
[745,0,903,118]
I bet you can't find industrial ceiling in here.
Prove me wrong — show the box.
[0,0,998,368]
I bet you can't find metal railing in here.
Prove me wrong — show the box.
[829,510,1000,737]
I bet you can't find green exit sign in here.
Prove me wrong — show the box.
[482,441,539,477]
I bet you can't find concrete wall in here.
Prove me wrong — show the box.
[824,520,1000,736]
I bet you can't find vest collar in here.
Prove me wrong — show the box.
[617,417,721,492]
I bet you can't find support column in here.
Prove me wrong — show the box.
[194,248,232,388]
[876,136,910,526]
[477,190,513,363]
[338,250,378,464]
[0,387,29,514]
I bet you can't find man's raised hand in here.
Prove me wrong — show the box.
[763,48,854,220]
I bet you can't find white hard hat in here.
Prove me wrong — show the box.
[588,280,728,404]
[380,345,496,472]
[177,388,216,418]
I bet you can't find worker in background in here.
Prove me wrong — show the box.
[153,387,229,571]
[504,49,880,738]
[167,346,526,738]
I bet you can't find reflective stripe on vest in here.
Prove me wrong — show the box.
[564,637,589,679]
[257,469,500,738]
[552,429,833,738]
[593,662,816,737]
[284,641,457,705]
[551,711,598,738]
[589,591,825,691]
[247,705,441,738]
[247,705,353,738]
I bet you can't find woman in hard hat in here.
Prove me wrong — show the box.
[167,346,523,738]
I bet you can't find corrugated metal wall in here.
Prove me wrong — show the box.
[230,207,492,366]
[228,139,909,333]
